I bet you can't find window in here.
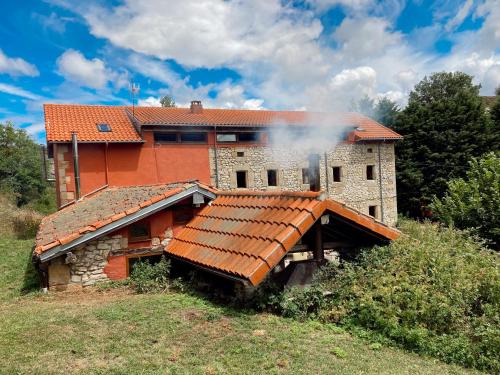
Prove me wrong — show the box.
[154,132,177,143]
[267,169,278,186]
[173,206,194,225]
[238,132,259,142]
[180,132,207,143]
[236,170,247,188]
[367,148,373,153]
[237,151,245,157]
[332,166,342,182]
[97,123,111,132]
[366,165,375,180]
[369,205,377,218]
[217,133,237,142]
[129,222,150,242]
[302,168,310,184]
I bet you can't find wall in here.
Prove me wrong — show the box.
[209,142,398,226]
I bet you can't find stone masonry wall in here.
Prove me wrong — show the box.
[55,144,74,206]
[209,142,398,226]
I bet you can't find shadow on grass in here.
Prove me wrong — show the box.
[21,248,39,295]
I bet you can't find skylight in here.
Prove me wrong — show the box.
[97,123,111,132]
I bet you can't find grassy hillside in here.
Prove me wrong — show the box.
[0,239,480,374]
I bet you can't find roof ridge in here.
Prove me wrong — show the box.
[216,190,322,198]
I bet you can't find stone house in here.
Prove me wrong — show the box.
[44,102,402,226]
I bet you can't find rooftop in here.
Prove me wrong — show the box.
[44,104,403,143]
[166,190,400,286]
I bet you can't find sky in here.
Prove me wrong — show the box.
[0,0,499,142]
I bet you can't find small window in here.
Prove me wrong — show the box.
[302,168,310,184]
[180,132,207,143]
[129,222,150,242]
[97,123,111,132]
[236,151,245,157]
[369,205,377,218]
[236,170,247,188]
[366,165,375,180]
[367,148,373,153]
[173,206,194,225]
[154,132,177,143]
[267,169,278,187]
[217,133,237,142]
[238,132,259,142]
[332,166,342,182]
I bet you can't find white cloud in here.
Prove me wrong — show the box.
[444,0,474,32]
[56,49,128,90]
[0,83,42,100]
[0,49,39,77]
[138,96,161,107]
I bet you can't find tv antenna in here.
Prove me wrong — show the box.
[129,81,140,117]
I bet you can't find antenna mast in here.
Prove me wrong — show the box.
[130,81,140,117]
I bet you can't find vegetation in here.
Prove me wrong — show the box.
[0,122,49,206]
[160,94,176,107]
[266,220,499,372]
[392,72,498,217]
[432,152,500,248]
[0,239,480,374]
[129,256,171,293]
[0,193,44,239]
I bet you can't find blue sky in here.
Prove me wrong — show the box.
[0,0,499,142]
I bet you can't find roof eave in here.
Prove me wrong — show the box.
[37,185,217,263]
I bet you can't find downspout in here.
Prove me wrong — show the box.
[71,132,81,200]
[377,142,385,223]
[323,152,329,195]
[214,126,219,188]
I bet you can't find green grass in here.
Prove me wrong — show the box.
[0,239,481,374]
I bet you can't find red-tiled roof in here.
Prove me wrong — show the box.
[165,190,400,286]
[44,104,402,142]
[44,104,143,142]
[34,181,216,255]
[133,107,402,140]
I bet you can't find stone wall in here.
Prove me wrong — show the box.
[55,144,74,206]
[209,142,398,226]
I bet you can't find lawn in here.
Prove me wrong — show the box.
[0,238,481,374]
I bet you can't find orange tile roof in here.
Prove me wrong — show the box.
[44,104,143,142]
[165,191,400,286]
[34,181,216,255]
[44,104,402,142]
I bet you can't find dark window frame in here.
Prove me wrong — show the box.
[267,169,278,187]
[216,133,237,143]
[154,132,178,143]
[332,166,342,182]
[153,131,208,144]
[236,170,248,188]
[129,221,151,243]
[369,205,377,218]
[366,165,375,180]
[97,123,112,132]
[237,132,260,143]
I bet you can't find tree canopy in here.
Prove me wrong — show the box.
[160,95,176,107]
[0,122,47,205]
[392,72,498,216]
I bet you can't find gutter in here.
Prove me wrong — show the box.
[37,185,217,263]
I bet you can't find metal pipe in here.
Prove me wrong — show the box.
[377,142,385,223]
[71,132,81,200]
[214,125,219,188]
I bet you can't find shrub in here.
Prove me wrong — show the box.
[431,152,500,249]
[129,256,171,293]
[314,219,499,372]
[13,209,42,239]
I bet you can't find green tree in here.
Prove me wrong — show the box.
[393,72,498,217]
[160,95,176,107]
[373,97,400,128]
[0,122,46,205]
[431,152,500,248]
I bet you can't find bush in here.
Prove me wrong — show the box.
[431,152,500,249]
[312,219,500,372]
[13,209,42,239]
[129,256,171,293]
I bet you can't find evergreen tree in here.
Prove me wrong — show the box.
[393,72,497,217]
[160,95,176,107]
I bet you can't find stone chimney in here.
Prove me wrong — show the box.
[190,100,203,114]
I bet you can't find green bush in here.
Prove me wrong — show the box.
[312,219,500,372]
[13,209,42,239]
[431,152,500,249]
[129,256,171,293]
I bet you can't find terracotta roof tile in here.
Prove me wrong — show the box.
[34,181,208,255]
[45,104,402,143]
[166,190,400,286]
